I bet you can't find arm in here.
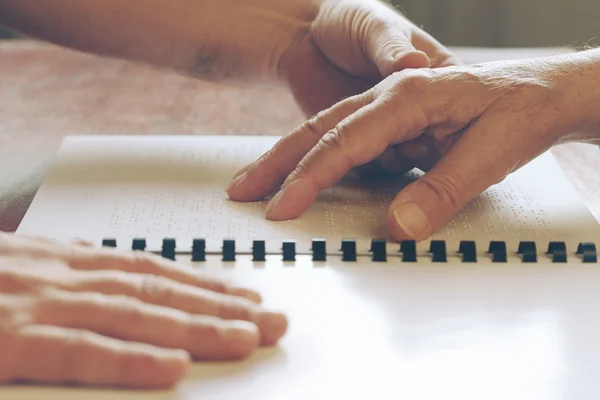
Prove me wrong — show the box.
[0,0,310,81]
[0,0,458,116]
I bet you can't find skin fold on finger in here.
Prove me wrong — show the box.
[5,324,189,388]
[35,289,262,361]
[226,92,374,202]
[53,269,288,346]
[265,95,428,221]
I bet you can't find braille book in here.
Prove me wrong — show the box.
[10,135,600,400]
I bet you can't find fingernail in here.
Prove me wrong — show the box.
[226,171,248,192]
[392,203,429,239]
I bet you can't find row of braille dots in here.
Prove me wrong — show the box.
[101,238,598,263]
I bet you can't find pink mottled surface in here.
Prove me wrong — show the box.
[1,40,599,231]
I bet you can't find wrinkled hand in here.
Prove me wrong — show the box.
[228,51,600,241]
[0,233,287,388]
[281,0,461,117]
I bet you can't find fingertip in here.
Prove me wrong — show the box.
[226,165,279,203]
[380,50,430,77]
[388,202,432,242]
[221,321,261,359]
[264,179,318,221]
[227,287,263,304]
[257,311,289,346]
[151,349,191,388]
[122,346,191,389]
[395,50,431,71]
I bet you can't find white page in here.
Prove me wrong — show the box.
[10,135,600,399]
[17,135,600,258]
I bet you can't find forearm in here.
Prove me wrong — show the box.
[554,48,600,142]
[0,0,312,81]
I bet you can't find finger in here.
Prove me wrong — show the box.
[411,28,464,68]
[365,16,431,76]
[227,92,373,202]
[60,270,287,346]
[395,135,442,172]
[374,146,415,175]
[71,238,94,247]
[63,248,262,303]
[265,95,428,221]
[6,324,189,388]
[36,289,261,360]
[387,113,546,241]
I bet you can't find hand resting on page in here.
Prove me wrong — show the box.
[228,50,600,241]
[0,232,287,388]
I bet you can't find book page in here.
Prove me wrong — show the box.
[17,135,600,255]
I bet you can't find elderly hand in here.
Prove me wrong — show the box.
[227,50,600,241]
[279,0,460,116]
[0,233,287,388]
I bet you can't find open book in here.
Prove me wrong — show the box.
[7,135,600,399]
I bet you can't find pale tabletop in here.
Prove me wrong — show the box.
[1,40,599,232]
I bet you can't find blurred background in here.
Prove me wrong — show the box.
[0,0,599,47]
[394,0,599,47]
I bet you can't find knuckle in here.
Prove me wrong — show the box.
[394,72,432,94]
[127,251,161,273]
[419,174,464,211]
[320,127,358,169]
[215,296,254,321]
[101,295,149,336]
[138,274,174,306]
[302,113,327,140]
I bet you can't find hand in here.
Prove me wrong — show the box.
[0,233,287,388]
[227,50,600,241]
[279,0,461,117]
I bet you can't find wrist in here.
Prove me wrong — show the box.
[553,49,600,143]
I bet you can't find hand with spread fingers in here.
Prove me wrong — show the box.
[228,50,600,241]
[0,232,287,388]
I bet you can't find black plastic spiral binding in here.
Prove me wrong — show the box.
[458,241,477,263]
[517,241,537,263]
[222,239,236,262]
[161,238,176,260]
[252,240,266,262]
[487,241,507,262]
[399,240,417,262]
[370,239,387,262]
[102,238,117,248]
[428,240,447,262]
[340,239,357,262]
[191,239,206,262]
[132,238,146,251]
[546,241,567,263]
[577,242,597,263]
[282,240,296,262]
[312,239,327,261]
[98,238,598,265]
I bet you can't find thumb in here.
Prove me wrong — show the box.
[387,121,529,241]
[368,23,431,76]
